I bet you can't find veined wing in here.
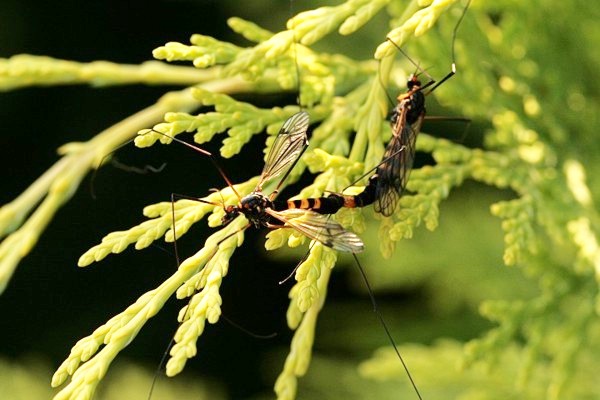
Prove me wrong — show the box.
[257,111,309,191]
[374,109,423,217]
[266,208,364,253]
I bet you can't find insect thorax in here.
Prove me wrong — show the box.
[392,88,426,126]
[239,192,274,228]
[406,89,425,124]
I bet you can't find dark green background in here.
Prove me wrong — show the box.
[0,1,505,399]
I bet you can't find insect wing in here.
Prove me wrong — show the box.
[266,208,364,253]
[257,111,309,190]
[374,110,423,217]
[399,114,422,194]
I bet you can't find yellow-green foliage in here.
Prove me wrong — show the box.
[0,357,224,400]
[1,0,599,399]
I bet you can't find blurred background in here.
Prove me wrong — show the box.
[1,0,598,399]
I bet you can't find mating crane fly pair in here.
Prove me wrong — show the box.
[136,5,472,258]
[139,30,467,263]
[153,76,423,255]
[141,60,450,400]
[133,3,471,400]
[282,72,427,218]
[142,29,466,252]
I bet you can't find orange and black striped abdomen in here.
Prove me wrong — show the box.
[281,196,344,215]
[275,175,379,215]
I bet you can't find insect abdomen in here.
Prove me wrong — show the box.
[348,174,377,208]
[279,175,379,215]
[282,196,344,215]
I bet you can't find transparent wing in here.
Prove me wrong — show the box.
[374,111,423,217]
[266,208,364,253]
[257,111,309,191]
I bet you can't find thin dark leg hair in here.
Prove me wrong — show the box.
[351,253,423,400]
[170,193,183,267]
[148,191,185,399]
[202,223,285,339]
[147,330,178,400]
[451,0,471,70]
[424,115,470,123]
[147,187,221,398]
[148,192,195,398]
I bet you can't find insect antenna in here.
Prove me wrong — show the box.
[386,38,436,87]
[207,187,229,210]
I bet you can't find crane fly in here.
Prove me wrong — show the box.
[279,72,425,218]
[281,0,471,219]
[218,111,364,252]
[148,111,364,253]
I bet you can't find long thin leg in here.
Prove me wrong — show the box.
[424,63,455,95]
[169,192,220,267]
[143,128,242,201]
[90,137,140,200]
[279,239,317,285]
[321,145,407,198]
[147,218,250,400]
[424,0,471,94]
[352,253,423,400]
[344,145,407,190]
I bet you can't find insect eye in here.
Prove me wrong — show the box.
[407,74,422,90]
